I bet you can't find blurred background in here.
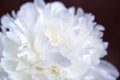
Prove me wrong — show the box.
[0,0,120,79]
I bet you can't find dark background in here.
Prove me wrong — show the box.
[0,0,120,79]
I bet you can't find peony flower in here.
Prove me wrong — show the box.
[0,0,119,80]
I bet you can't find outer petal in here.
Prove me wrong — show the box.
[2,35,19,61]
[84,60,119,80]
[1,58,17,74]
[0,64,11,80]
[49,1,66,14]
[1,15,12,33]
[34,0,45,9]
[0,33,3,60]
[17,2,39,28]
[97,60,119,78]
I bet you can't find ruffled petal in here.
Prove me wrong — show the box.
[10,71,32,80]
[1,58,17,74]
[17,2,39,28]
[0,33,3,60]
[84,60,119,80]
[0,65,11,80]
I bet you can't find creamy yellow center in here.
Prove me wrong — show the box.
[45,25,60,45]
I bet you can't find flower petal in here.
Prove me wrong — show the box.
[0,65,10,80]
[49,52,71,67]
[84,60,119,80]
[10,71,32,80]
[17,2,39,28]
[0,33,3,60]
[1,58,17,74]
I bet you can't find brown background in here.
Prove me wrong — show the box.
[0,0,120,79]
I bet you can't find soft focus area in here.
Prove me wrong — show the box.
[0,0,120,80]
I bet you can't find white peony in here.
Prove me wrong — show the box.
[0,0,119,80]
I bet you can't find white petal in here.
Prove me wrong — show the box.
[32,73,48,80]
[50,1,66,13]
[24,49,40,63]
[16,59,30,71]
[0,33,3,60]
[34,0,45,9]
[6,32,20,45]
[84,60,119,80]
[10,71,32,80]
[49,52,71,67]
[65,60,90,79]
[0,65,10,80]
[34,34,50,54]
[2,51,18,61]
[1,58,17,74]
[76,8,84,17]
[17,2,39,28]
[94,24,105,38]
[68,6,75,16]
[1,14,13,33]
[2,36,19,53]
[97,60,119,78]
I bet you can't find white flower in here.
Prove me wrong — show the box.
[0,0,119,80]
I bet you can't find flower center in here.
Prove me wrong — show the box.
[45,25,61,46]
